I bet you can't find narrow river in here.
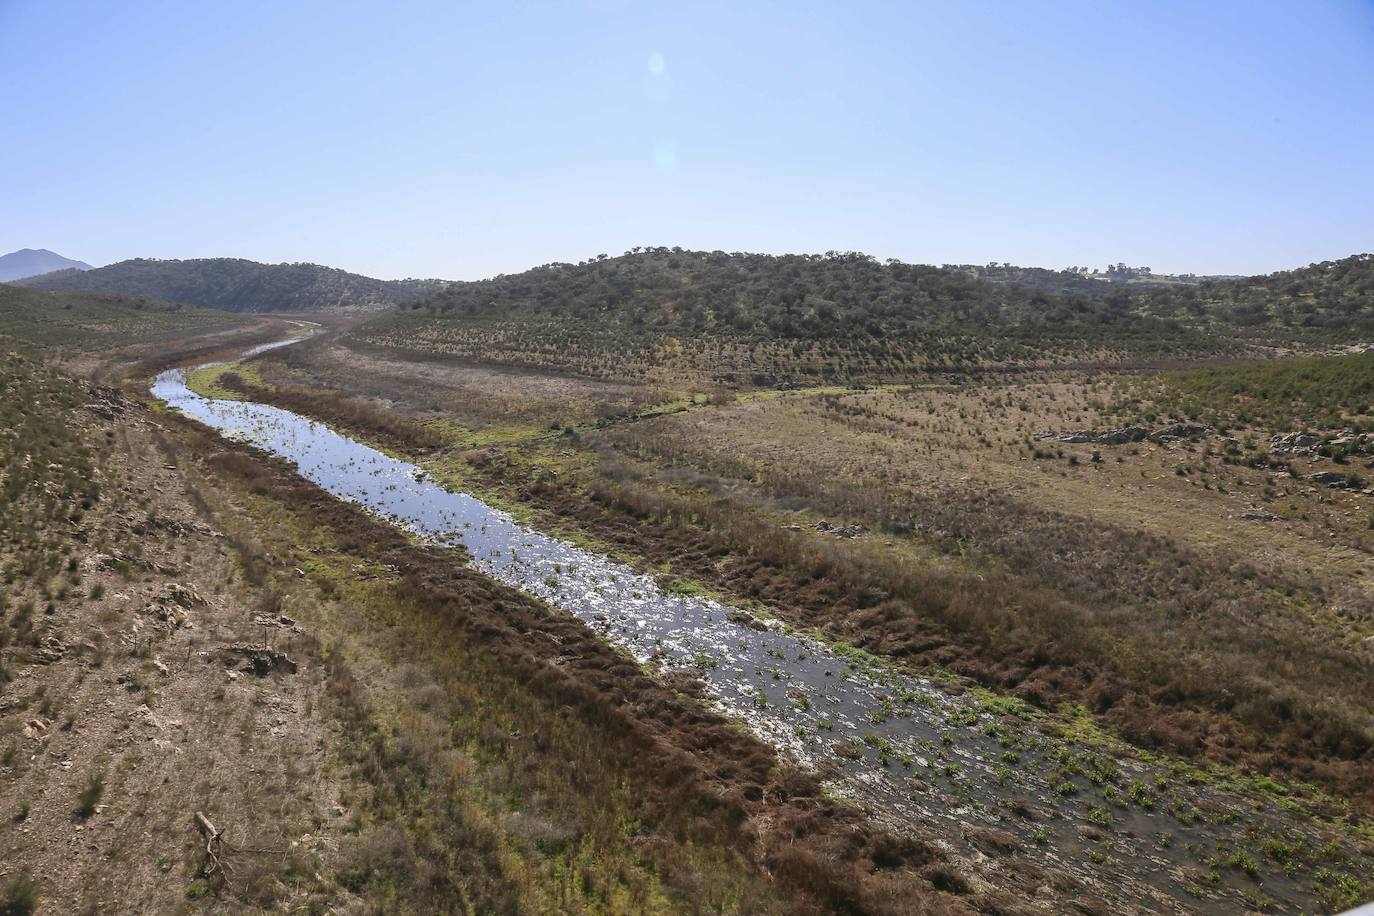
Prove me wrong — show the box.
[151,337,1351,913]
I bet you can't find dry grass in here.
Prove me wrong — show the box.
[240,337,1374,804]
[182,412,969,915]
[583,378,1374,791]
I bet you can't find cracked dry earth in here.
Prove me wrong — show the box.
[0,401,349,912]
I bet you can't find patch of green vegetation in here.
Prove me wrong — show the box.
[1130,350,1374,432]
[0,354,98,610]
[75,772,105,818]
[0,871,39,916]
[184,361,268,400]
[664,576,714,597]
[973,690,1037,721]
[0,283,245,351]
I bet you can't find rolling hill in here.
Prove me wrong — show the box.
[351,248,1220,382]
[350,248,1374,383]
[0,283,248,350]
[16,256,448,314]
[395,248,1374,335]
[1133,252,1374,330]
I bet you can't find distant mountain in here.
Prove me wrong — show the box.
[17,257,448,314]
[0,248,93,282]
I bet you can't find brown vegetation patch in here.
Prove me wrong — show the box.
[169,411,982,914]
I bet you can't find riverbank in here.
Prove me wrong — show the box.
[150,334,1374,912]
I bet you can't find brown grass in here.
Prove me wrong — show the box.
[171,411,980,915]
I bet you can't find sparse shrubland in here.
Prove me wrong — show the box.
[0,284,246,351]
[1123,350,1374,432]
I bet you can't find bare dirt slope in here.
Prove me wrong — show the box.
[0,386,347,912]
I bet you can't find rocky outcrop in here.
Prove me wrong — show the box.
[1307,471,1357,487]
[1149,423,1212,443]
[1097,426,1150,445]
[1039,424,1204,446]
[221,644,299,676]
[814,519,868,538]
[1270,429,1374,457]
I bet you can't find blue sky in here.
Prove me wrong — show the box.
[3,0,1372,279]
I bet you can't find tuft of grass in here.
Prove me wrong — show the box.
[75,772,105,818]
[0,872,39,916]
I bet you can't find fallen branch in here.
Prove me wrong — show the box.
[195,811,226,877]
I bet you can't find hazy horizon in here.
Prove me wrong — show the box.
[4,0,1372,281]
[8,244,1304,285]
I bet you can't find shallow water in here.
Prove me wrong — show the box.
[152,341,1353,912]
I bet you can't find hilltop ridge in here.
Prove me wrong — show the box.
[17,256,447,314]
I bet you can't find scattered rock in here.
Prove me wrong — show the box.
[814,519,867,538]
[1096,426,1149,445]
[1149,423,1211,443]
[82,387,126,419]
[156,583,206,608]
[221,645,298,676]
[85,552,138,573]
[1271,429,1374,457]
[1041,424,1201,446]
[35,636,66,664]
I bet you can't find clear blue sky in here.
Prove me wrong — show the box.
[3,0,1372,280]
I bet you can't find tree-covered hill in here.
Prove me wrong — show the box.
[397,248,1185,337]
[353,249,1219,383]
[15,257,447,314]
[352,248,1374,383]
[389,248,1374,340]
[1132,253,1374,331]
